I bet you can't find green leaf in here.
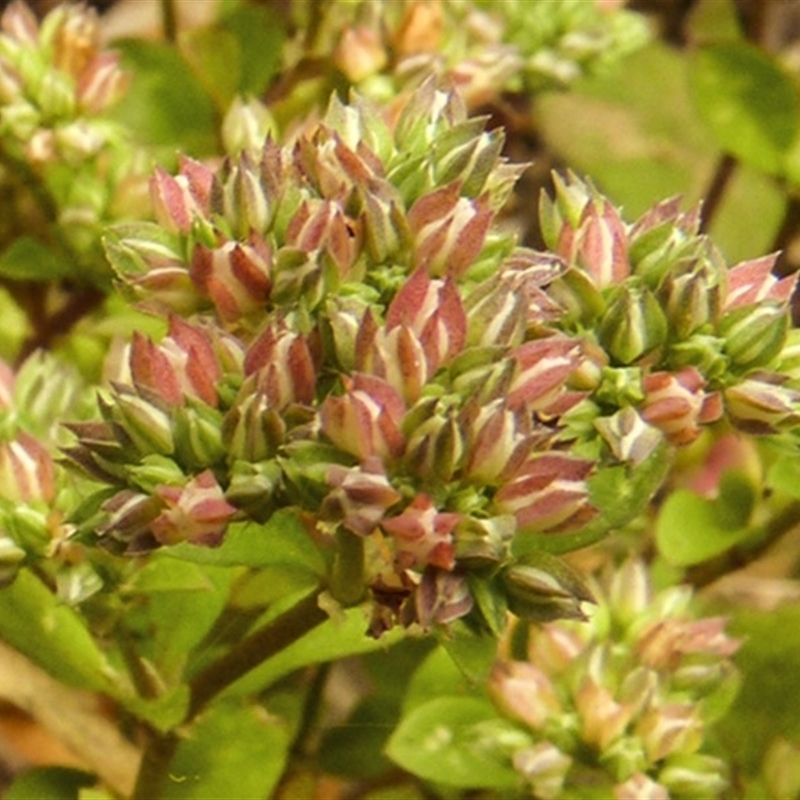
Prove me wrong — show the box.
[123,557,217,594]
[0,569,125,694]
[5,767,95,800]
[655,488,752,566]
[0,237,73,282]
[402,646,480,715]
[179,27,242,110]
[165,509,325,575]
[438,619,499,685]
[221,3,286,96]
[163,699,290,799]
[767,452,800,500]
[720,605,800,774]
[130,563,234,681]
[386,697,526,789]
[318,695,397,779]
[688,43,800,175]
[109,39,217,154]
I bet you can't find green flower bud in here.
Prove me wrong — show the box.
[658,753,729,799]
[547,266,605,327]
[599,284,667,365]
[225,459,283,522]
[110,386,174,455]
[173,402,226,470]
[763,738,800,800]
[404,411,464,483]
[720,303,788,371]
[502,551,595,623]
[594,366,644,407]
[222,392,286,463]
[35,70,75,118]
[126,454,185,494]
[594,407,663,465]
[455,515,516,568]
[667,334,728,380]
[0,535,25,587]
[222,96,276,157]
[56,562,103,606]
[659,261,721,339]
[0,99,39,139]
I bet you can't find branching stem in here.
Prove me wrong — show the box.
[131,588,329,798]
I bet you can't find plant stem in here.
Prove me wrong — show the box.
[187,588,328,718]
[131,589,329,798]
[131,730,180,800]
[699,153,737,234]
[688,499,800,588]
[331,527,366,607]
[160,0,178,43]
[15,284,105,364]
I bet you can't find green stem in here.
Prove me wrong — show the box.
[131,730,180,800]
[331,527,366,607]
[187,588,328,718]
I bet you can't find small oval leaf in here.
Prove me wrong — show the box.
[688,43,800,175]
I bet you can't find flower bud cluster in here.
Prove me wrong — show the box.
[541,173,800,458]
[84,87,603,636]
[0,1,129,163]
[302,0,648,107]
[0,352,102,599]
[489,559,741,798]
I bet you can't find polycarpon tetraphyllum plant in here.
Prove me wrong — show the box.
[72,83,799,648]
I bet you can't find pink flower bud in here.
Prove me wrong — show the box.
[152,470,237,547]
[190,235,272,322]
[0,358,14,409]
[1,1,38,46]
[408,183,493,276]
[724,253,796,311]
[355,311,429,404]
[382,494,459,571]
[508,336,581,411]
[98,490,165,552]
[150,158,213,234]
[613,773,669,800]
[575,678,633,750]
[724,375,800,434]
[334,25,388,83]
[637,616,740,672]
[386,269,467,369]
[244,325,317,408]
[0,433,56,504]
[636,704,701,761]
[462,399,531,484]
[129,318,223,408]
[285,199,360,276]
[322,459,401,537]
[489,660,561,731]
[414,567,473,629]
[640,367,722,445]
[513,742,572,800]
[320,374,406,462]
[77,50,129,113]
[570,195,630,288]
[494,453,595,534]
